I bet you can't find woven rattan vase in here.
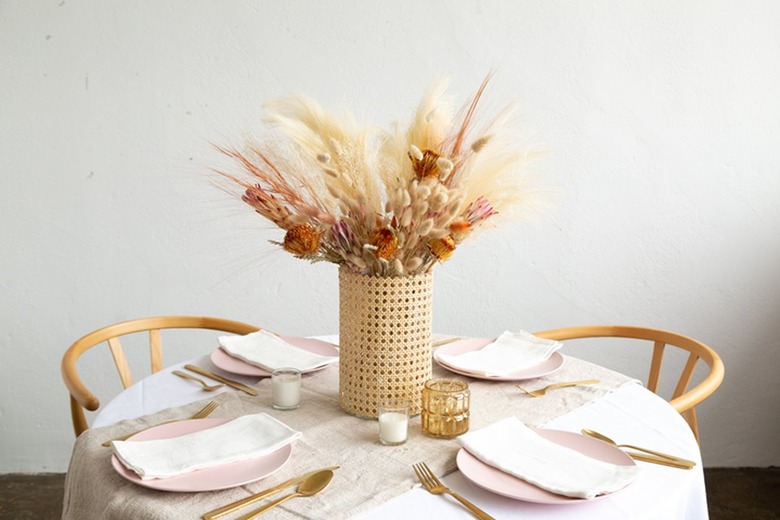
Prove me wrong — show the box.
[338,266,433,418]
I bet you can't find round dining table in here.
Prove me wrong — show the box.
[77,335,708,519]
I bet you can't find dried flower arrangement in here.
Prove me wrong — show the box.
[215,74,538,277]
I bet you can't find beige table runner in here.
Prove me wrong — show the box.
[62,354,636,519]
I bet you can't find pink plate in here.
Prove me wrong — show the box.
[457,429,636,504]
[111,418,292,492]
[210,336,339,377]
[434,338,564,381]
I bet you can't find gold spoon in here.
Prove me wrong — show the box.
[515,379,600,397]
[172,370,225,391]
[581,429,696,468]
[235,470,334,519]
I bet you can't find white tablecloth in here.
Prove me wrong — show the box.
[90,336,707,519]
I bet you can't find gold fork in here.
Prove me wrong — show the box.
[101,400,219,447]
[516,379,600,397]
[413,462,494,520]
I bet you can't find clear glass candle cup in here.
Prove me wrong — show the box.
[271,368,301,410]
[378,401,410,446]
[421,379,470,438]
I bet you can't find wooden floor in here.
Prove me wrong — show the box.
[0,468,778,518]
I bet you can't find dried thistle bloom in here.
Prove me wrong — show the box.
[410,149,449,180]
[370,227,398,259]
[283,224,322,256]
[428,235,456,261]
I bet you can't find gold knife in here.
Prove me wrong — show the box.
[202,466,340,519]
[184,365,258,396]
[628,453,695,469]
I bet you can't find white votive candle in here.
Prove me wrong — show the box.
[272,368,301,410]
[378,401,409,446]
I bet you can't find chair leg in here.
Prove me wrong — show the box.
[683,408,699,445]
[70,396,88,437]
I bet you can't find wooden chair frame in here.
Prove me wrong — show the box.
[61,316,259,437]
[534,325,725,443]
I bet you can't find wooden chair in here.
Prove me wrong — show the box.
[62,316,259,437]
[533,325,724,443]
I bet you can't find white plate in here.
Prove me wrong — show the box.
[434,338,564,381]
[457,428,636,504]
[111,418,292,492]
[210,336,339,376]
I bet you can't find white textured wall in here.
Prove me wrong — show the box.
[2,1,779,472]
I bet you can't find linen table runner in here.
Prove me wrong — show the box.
[62,354,636,519]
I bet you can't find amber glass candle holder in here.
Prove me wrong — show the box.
[421,379,470,438]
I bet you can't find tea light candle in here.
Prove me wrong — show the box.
[378,401,409,446]
[271,368,301,410]
[421,378,470,438]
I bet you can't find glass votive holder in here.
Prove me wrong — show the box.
[271,368,301,410]
[378,401,410,446]
[421,379,470,438]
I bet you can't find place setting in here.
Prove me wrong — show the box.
[452,417,641,507]
[433,330,566,381]
[210,330,339,377]
[109,412,301,492]
[97,329,344,514]
[162,330,340,399]
[411,412,691,517]
[100,390,341,518]
[433,330,606,402]
[108,409,340,517]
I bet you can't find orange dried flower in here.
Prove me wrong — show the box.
[410,149,444,179]
[370,227,398,259]
[448,220,471,235]
[428,235,456,261]
[283,224,322,256]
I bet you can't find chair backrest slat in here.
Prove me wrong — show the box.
[646,340,665,393]
[149,329,163,373]
[107,337,134,388]
[672,353,699,401]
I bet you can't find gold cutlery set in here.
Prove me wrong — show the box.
[202,467,338,519]
[184,364,258,396]
[580,429,696,469]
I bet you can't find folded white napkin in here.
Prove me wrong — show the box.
[219,330,338,372]
[112,413,301,480]
[436,330,562,376]
[458,417,640,499]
